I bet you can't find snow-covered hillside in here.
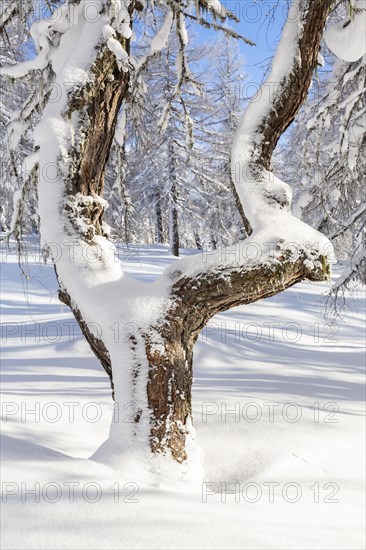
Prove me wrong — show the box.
[1,238,365,549]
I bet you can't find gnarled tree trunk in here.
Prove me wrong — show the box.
[143,251,328,462]
[4,0,335,473]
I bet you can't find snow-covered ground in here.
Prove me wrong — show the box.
[1,238,365,549]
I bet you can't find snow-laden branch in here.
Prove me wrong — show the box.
[167,0,336,294]
[135,9,174,74]
[0,2,78,78]
[228,0,335,245]
[324,0,366,62]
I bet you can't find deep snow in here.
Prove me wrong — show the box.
[1,238,365,549]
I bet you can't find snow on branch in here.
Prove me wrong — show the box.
[324,0,366,62]
[165,0,336,293]
[182,10,255,45]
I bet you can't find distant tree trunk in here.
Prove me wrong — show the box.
[117,146,132,245]
[168,142,180,257]
[169,184,179,256]
[194,231,203,250]
[210,234,218,250]
[155,194,164,244]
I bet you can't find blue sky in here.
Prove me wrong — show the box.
[192,1,290,90]
[23,1,287,88]
[225,0,288,85]
[22,0,332,107]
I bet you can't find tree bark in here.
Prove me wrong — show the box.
[144,250,328,461]
[253,0,335,170]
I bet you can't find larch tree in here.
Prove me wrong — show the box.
[0,9,38,236]
[2,0,363,479]
[192,34,249,247]
[119,28,208,255]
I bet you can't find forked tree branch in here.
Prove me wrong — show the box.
[168,0,335,311]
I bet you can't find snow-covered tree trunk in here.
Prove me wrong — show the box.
[1,0,336,477]
[96,0,334,471]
